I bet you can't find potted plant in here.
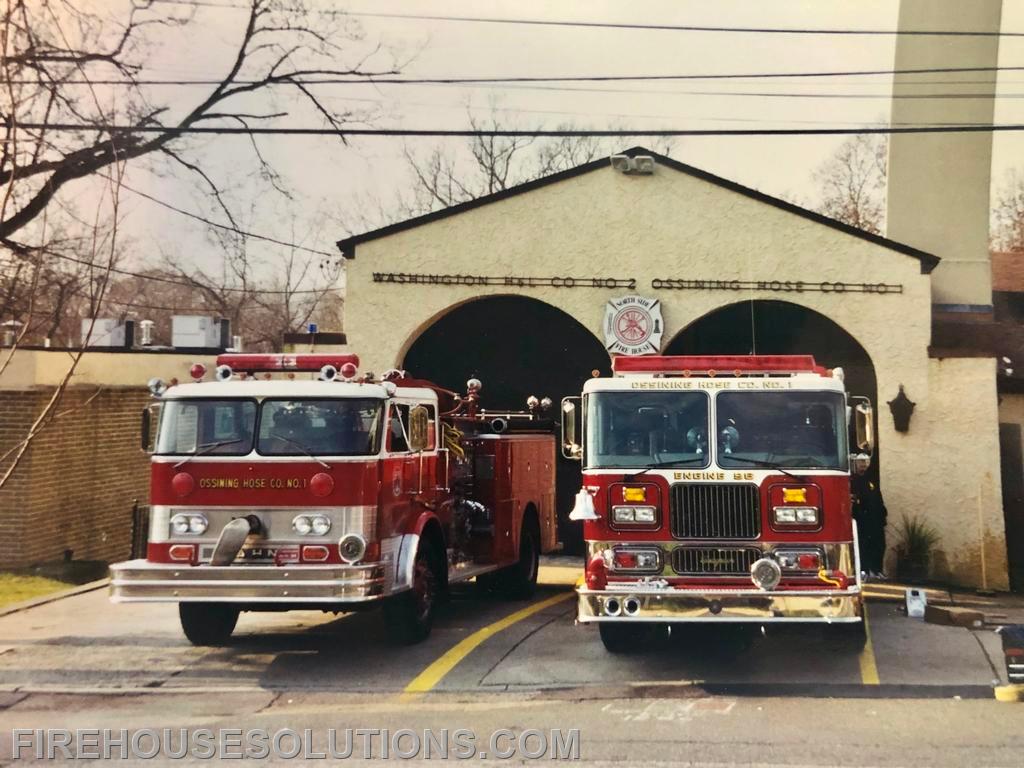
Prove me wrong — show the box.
[893,516,940,581]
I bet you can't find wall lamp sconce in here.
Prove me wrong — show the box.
[888,385,916,433]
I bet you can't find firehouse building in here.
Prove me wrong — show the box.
[337,147,1024,592]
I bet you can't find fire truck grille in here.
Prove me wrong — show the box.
[671,546,762,575]
[670,483,761,539]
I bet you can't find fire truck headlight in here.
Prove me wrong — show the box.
[310,515,332,535]
[772,506,819,525]
[338,533,367,563]
[292,515,313,535]
[170,513,207,535]
[612,506,657,524]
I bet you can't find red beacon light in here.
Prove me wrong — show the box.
[189,363,207,381]
[340,361,358,380]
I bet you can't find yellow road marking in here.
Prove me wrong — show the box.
[858,606,880,685]
[402,591,574,698]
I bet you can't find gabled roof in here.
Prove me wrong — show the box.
[336,146,939,274]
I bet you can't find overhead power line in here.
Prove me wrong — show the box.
[11,64,1024,87]
[143,3,1024,37]
[16,123,1024,137]
[31,250,335,295]
[111,179,335,257]
[347,11,1024,38]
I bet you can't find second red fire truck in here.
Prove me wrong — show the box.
[110,354,557,645]
[562,355,874,653]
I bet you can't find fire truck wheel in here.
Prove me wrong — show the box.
[384,543,442,644]
[178,603,239,646]
[598,622,653,654]
[498,519,540,599]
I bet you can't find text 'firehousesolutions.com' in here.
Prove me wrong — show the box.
[8,728,582,760]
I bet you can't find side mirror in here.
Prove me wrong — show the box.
[853,399,874,454]
[561,396,582,460]
[141,403,162,453]
[408,405,430,453]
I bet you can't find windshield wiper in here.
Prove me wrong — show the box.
[269,432,330,468]
[624,456,709,480]
[174,438,244,468]
[718,455,799,479]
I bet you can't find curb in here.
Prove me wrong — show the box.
[0,578,110,618]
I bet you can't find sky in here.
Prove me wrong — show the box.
[56,0,1024,293]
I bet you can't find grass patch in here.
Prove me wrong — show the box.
[0,573,72,609]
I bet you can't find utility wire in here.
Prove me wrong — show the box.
[143,3,1024,38]
[10,64,1024,87]
[345,11,1024,38]
[109,178,336,257]
[16,123,1024,137]
[28,250,337,295]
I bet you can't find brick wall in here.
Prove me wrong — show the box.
[992,251,1024,293]
[0,387,150,567]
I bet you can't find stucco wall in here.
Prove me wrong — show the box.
[342,158,1007,588]
[884,358,1007,589]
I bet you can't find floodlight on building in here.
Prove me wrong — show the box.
[610,155,632,173]
[610,154,655,175]
[632,155,655,174]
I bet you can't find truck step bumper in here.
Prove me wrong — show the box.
[578,587,863,623]
[109,559,387,604]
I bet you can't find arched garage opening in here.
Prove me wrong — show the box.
[403,296,611,554]
[665,300,880,502]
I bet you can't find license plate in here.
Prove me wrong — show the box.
[241,547,276,561]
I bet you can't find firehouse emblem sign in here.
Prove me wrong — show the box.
[603,295,663,355]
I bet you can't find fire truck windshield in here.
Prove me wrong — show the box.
[716,391,848,470]
[155,399,257,456]
[585,391,710,469]
[258,399,383,456]
[155,398,384,457]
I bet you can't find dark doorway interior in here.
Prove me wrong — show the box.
[663,300,877,407]
[999,423,1024,592]
[403,296,611,554]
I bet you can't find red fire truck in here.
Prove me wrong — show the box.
[561,355,875,653]
[110,353,557,646]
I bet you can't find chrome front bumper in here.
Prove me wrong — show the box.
[578,586,863,623]
[109,559,387,604]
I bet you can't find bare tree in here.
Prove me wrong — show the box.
[812,133,888,235]
[1,0,396,244]
[993,170,1024,252]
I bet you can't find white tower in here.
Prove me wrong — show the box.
[886,0,1002,308]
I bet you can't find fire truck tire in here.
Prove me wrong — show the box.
[178,603,239,646]
[598,622,653,654]
[384,542,443,644]
[497,518,540,599]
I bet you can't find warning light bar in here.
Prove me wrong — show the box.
[611,355,826,377]
[215,353,360,373]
